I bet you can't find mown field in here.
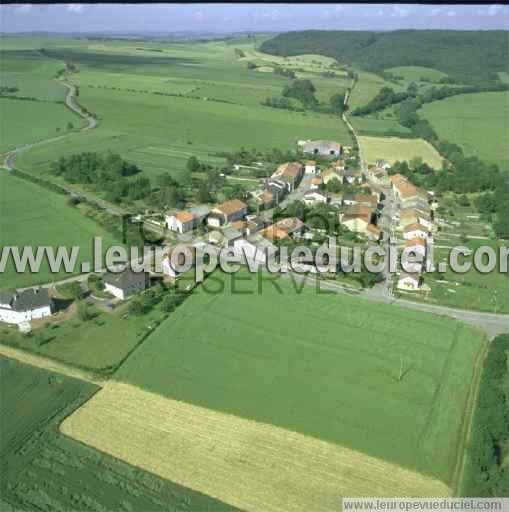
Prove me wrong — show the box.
[0,355,234,511]
[358,135,444,168]
[63,381,449,512]
[0,172,119,288]
[111,270,484,491]
[419,91,509,171]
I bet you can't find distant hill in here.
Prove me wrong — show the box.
[260,30,509,84]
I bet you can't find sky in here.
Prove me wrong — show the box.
[1,4,508,34]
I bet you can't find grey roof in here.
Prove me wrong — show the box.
[303,140,341,153]
[221,227,243,240]
[0,288,52,312]
[189,205,210,218]
[103,268,148,290]
[248,233,276,247]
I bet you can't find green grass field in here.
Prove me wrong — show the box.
[0,49,67,101]
[117,270,485,485]
[0,355,235,511]
[0,299,168,373]
[0,172,119,288]
[0,98,83,153]
[419,91,509,171]
[358,135,444,168]
[350,115,412,137]
[385,66,448,82]
[7,37,351,188]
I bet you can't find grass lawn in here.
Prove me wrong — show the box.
[117,269,485,486]
[0,299,169,372]
[0,98,84,153]
[358,135,444,168]
[0,355,234,512]
[419,91,509,171]
[0,172,120,288]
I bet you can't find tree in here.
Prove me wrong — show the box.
[76,300,92,321]
[66,122,74,131]
[329,92,346,114]
[128,296,146,316]
[187,156,200,173]
[63,282,85,300]
[282,79,318,107]
[458,194,470,207]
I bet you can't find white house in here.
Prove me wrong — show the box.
[397,272,421,291]
[403,223,429,240]
[233,235,276,264]
[0,288,54,325]
[165,205,210,234]
[103,269,149,300]
[404,238,427,259]
[305,160,317,174]
[303,191,328,205]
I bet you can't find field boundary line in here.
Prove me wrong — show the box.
[450,336,489,496]
[0,344,104,386]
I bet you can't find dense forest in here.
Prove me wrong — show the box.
[260,30,509,84]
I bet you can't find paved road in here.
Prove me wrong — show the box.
[282,271,508,338]
[2,78,125,217]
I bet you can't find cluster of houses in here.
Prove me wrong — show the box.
[390,173,437,292]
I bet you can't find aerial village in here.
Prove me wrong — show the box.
[0,139,438,328]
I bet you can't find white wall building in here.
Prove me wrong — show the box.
[0,289,53,325]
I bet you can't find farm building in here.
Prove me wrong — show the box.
[303,140,341,157]
[343,194,378,209]
[305,160,317,174]
[343,169,363,185]
[252,190,276,210]
[162,245,198,278]
[0,288,53,325]
[340,205,377,237]
[309,176,323,190]
[403,223,429,240]
[399,208,433,230]
[397,272,421,291]
[233,234,277,264]
[208,199,248,228]
[270,162,304,192]
[165,205,210,233]
[405,237,427,258]
[103,268,149,300]
[261,217,305,241]
[303,191,328,205]
[321,167,343,185]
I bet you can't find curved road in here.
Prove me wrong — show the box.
[2,75,508,339]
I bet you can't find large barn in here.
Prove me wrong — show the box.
[303,140,341,157]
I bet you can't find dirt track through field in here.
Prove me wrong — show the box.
[61,382,450,512]
[0,344,103,385]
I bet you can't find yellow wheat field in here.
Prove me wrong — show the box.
[61,382,450,512]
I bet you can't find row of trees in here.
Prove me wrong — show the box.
[263,78,347,115]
